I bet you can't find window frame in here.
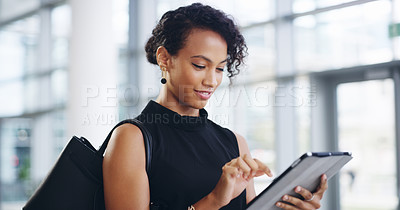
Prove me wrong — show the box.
[310,60,400,209]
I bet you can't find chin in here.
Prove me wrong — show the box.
[189,100,208,110]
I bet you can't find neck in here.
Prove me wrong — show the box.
[156,86,200,117]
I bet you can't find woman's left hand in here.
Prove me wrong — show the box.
[275,174,328,210]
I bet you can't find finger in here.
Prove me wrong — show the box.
[236,157,252,178]
[242,154,259,176]
[275,201,300,210]
[315,174,328,198]
[222,164,240,178]
[226,159,244,178]
[227,158,237,166]
[254,158,273,177]
[295,186,314,201]
[282,195,314,210]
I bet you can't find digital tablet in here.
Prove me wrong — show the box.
[246,152,353,210]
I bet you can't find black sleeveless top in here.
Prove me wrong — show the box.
[136,100,246,210]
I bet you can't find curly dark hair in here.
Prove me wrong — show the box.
[145,3,247,78]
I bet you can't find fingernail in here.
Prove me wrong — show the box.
[323,174,327,180]
[283,195,288,201]
[276,202,281,207]
[295,186,301,192]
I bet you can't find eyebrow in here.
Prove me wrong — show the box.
[190,55,227,64]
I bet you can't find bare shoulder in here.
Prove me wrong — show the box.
[232,131,251,156]
[111,123,144,143]
[103,123,146,169]
[103,123,150,209]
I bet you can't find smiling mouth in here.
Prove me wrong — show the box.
[194,90,212,99]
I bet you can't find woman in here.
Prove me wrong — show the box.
[103,3,328,210]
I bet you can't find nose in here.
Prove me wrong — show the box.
[203,69,218,88]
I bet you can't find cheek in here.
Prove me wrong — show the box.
[179,68,202,86]
[169,67,198,93]
[216,73,223,86]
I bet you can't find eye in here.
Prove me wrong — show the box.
[192,63,205,69]
[216,67,224,72]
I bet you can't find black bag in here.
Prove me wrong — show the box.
[23,118,153,210]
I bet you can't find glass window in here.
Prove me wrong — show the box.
[0,0,40,21]
[52,111,66,157]
[156,0,274,26]
[51,5,71,67]
[294,0,392,72]
[393,0,400,60]
[0,32,24,80]
[237,82,276,194]
[293,0,354,13]
[295,76,313,154]
[198,0,275,26]
[112,0,129,48]
[0,118,32,209]
[0,16,40,80]
[113,0,130,120]
[50,69,68,106]
[50,5,70,109]
[24,76,51,113]
[0,81,24,117]
[337,79,398,210]
[242,24,275,81]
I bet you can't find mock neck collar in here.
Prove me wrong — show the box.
[140,100,208,130]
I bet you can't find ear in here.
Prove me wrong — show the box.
[156,46,171,70]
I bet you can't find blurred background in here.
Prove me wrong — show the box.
[0,0,399,209]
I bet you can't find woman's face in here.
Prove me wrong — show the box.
[165,28,228,110]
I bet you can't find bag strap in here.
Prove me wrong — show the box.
[97,118,152,174]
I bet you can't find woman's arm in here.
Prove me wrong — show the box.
[103,124,150,210]
[233,132,259,203]
[191,132,272,210]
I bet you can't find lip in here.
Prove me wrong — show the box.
[194,90,213,100]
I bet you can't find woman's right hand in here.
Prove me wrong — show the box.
[207,154,273,208]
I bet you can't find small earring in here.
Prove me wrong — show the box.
[161,67,167,84]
